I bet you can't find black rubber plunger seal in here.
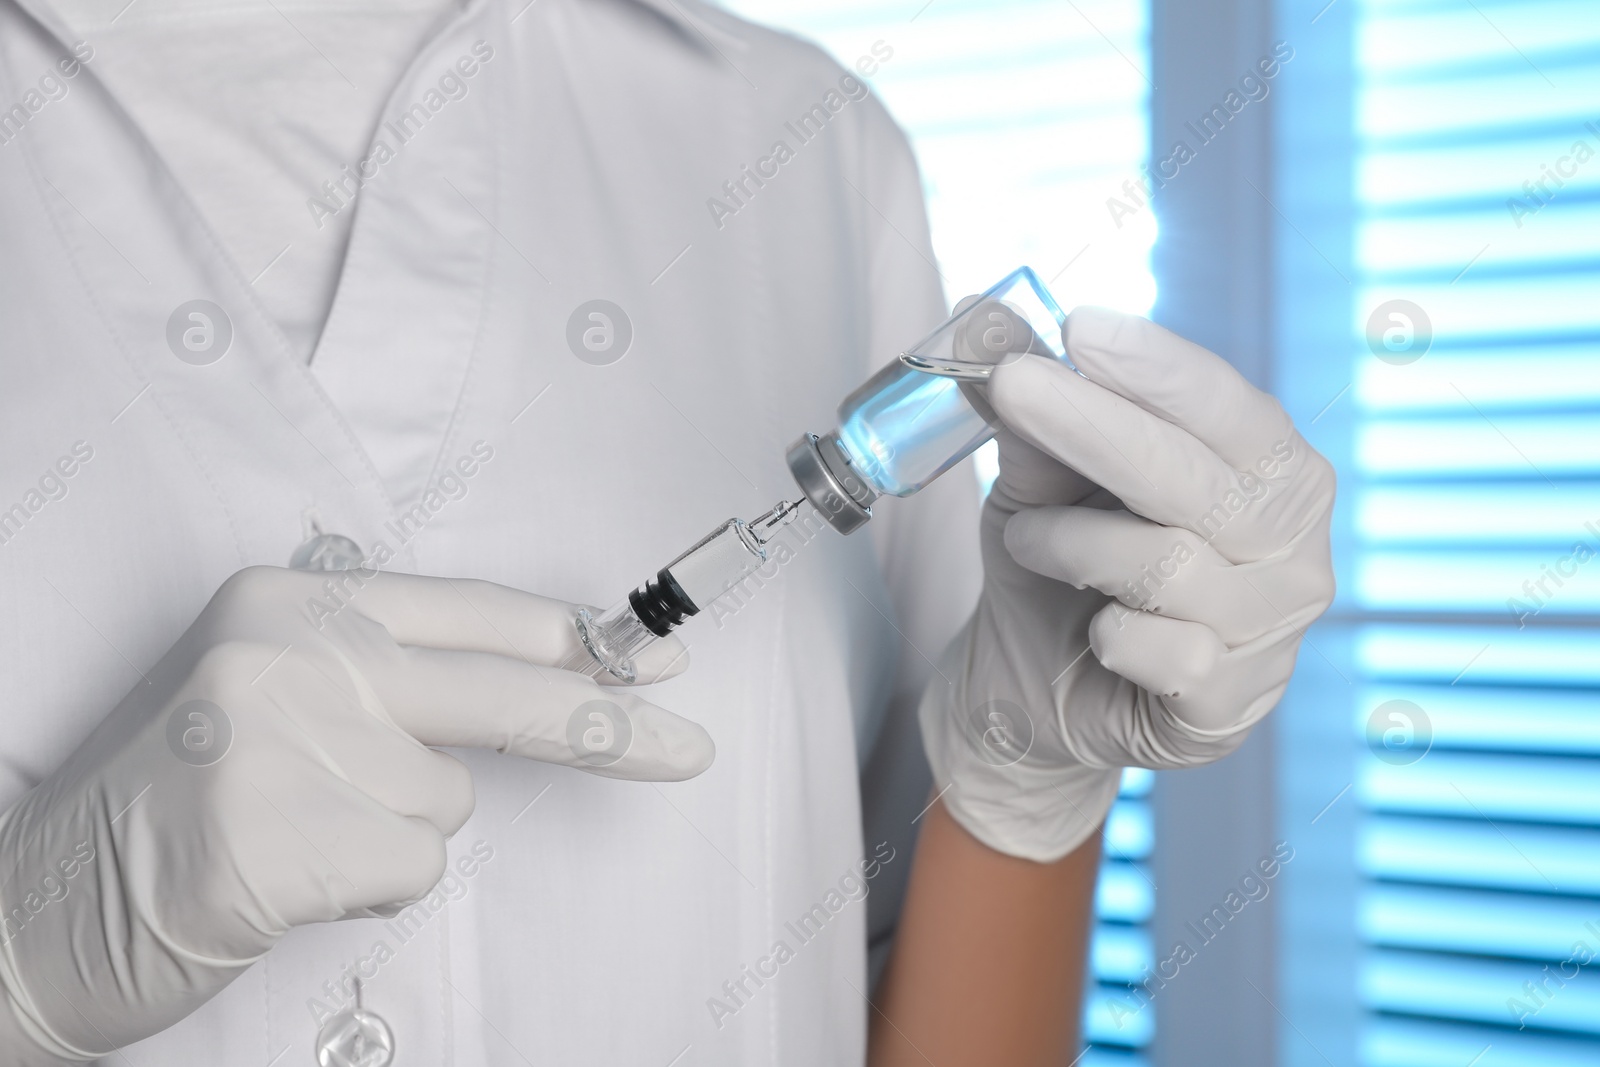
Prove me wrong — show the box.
[628,568,699,638]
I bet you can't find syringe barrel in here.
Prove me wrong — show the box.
[662,518,767,612]
[566,513,786,682]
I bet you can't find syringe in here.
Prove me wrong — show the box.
[566,266,1069,682]
[563,500,803,682]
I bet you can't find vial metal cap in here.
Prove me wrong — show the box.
[785,432,877,536]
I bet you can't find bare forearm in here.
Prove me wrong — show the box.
[868,799,1102,1067]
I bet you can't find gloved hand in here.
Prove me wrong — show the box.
[921,306,1335,862]
[0,567,710,1063]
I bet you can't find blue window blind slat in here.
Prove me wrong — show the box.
[1360,136,1600,208]
[1092,923,1155,983]
[1355,625,1600,687]
[1096,861,1156,922]
[1361,949,1600,1034]
[1358,65,1600,139]
[1080,1050,1151,1067]
[1360,817,1600,894]
[1360,884,1600,958]
[1120,766,1155,797]
[1354,686,1600,754]
[1356,483,1600,543]
[1357,1,1600,73]
[1364,1017,1600,1067]
[1084,986,1156,1047]
[1358,752,1600,825]
[1354,550,1600,614]
[1356,414,1600,477]
[1106,799,1154,860]
[1358,204,1600,273]
[1357,274,1600,340]
[1355,345,1600,411]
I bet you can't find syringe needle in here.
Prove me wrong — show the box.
[749,499,803,544]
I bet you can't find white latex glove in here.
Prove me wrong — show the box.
[0,567,709,1063]
[922,306,1335,862]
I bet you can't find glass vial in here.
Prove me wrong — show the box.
[786,266,1069,534]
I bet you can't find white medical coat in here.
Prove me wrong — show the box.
[0,0,982,1062]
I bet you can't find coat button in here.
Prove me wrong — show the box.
[289,532,365,571]
[315,1007,394,1067]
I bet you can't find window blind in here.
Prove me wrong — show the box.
[716,2,1155,1061]
[1284,1,1600,1064]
